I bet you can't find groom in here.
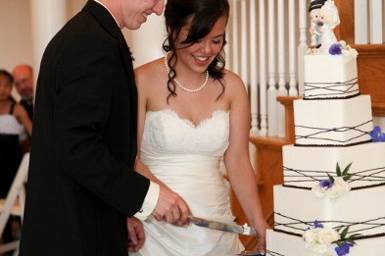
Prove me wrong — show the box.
[19,1,190,256]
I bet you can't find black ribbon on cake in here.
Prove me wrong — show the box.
[265,250,285,256]
[274,212,385,240]
[295,120,372,147]
[304,77,360,99]
[283,166,385,190]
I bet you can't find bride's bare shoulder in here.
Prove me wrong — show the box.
[222,69,247,97]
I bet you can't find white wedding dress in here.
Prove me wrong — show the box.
[133,109,244,256]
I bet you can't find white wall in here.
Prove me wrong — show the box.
[67,0,87,18]
[0,0,88,72]
[0,0,33,71]
[0,0,88,99]
[0,0,164,71]
[128,14,167,68]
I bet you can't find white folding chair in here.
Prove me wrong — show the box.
[0,153,29,256]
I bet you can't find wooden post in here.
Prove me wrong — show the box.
[334,0,385,116]
[334,0,355,44]
[277,96,302,144]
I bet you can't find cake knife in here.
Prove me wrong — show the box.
[189,216,257,236]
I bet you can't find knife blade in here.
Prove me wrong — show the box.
[235,252,265,256]
[235,251,265,256]
[189,216,257,236]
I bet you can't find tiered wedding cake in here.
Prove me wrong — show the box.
[266,1,385,255]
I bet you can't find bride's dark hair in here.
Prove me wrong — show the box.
[162,0,230,101]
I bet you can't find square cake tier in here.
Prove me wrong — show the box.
[282,142,385,189]
[304,54,359,99]
[273,185,385,238]
[267,229,385,256]
[294,95,373,146]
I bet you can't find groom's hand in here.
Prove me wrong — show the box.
[152,186,190,225]
[127,217,145,252]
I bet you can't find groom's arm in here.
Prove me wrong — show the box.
[53,35,156,216]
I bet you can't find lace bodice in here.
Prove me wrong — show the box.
[141,109,229,157]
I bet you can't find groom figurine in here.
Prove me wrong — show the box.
[19,1,190,256]
[309,0,340,52]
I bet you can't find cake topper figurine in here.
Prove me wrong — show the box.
[309,0,340,53]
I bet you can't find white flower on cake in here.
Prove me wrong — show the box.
[318,228,341,244]
[312,177,351,199]
[343,47,358,58]
[303,221,360,256]
[304,223,340,255]
[312,163,352,199]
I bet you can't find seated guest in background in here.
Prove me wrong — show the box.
[12,65,34,120]
[0,69,32,246]
[12,65,34,152]
[0,69,32,198]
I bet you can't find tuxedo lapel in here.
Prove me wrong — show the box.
[83,1,136,84]
[118,36,138,118]
[117,34,137,92]
[83,0,137,105]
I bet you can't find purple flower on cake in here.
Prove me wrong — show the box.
[370,126,385,142]
[335,241,353,256]
[314,220,324,228]
[329,43,343,55]
[319,179,333,189]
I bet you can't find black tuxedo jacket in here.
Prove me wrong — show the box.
[20,1,150,255]
[20,98,33,120]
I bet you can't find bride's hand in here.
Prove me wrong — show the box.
[253,219,269,253]
[127,217,145,252]
[152,184,191,226]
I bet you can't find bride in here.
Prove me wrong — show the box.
[130,0,268,255]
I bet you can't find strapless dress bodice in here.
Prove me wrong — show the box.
[141,109,229,157]
[136,109,243,256]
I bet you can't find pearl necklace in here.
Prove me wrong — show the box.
[163,52,209,93]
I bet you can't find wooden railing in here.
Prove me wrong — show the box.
[232,95,301,247]
[335,0,385,116]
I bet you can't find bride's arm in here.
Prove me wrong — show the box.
[223,72,268,250]
[134,158,168,188]
[135,66,172,190]
[134,64,191,225]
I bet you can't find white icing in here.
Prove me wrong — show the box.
[267,229,385,256]
[283,142,385,189]
[304,54,358,99]
[294,95,373,146]
[273,185,385,237]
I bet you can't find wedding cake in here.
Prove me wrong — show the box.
[266,1,385,255]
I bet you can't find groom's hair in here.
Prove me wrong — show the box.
[162,0,230,101]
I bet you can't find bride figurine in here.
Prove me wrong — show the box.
[309,0,340,53]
